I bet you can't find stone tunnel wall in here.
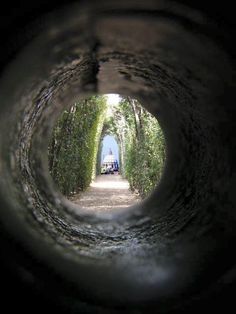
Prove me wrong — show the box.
[0,1,235,313]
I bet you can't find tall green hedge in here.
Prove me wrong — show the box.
[48,96,107,196]
[106,97,165,198]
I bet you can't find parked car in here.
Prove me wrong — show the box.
[101,167,106,174]
[101,166,114,174]
[109,167,114,174]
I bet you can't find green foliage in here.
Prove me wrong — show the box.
[48,96,107,196]
[48,94,165,200]
[106,97,165,199]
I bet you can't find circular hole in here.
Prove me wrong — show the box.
[48,93,166,213]
[0,1,234,311]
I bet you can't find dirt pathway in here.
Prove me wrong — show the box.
[69,174,140,212]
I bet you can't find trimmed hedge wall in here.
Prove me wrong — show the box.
[48,96,107,196]
[105,97,165,199]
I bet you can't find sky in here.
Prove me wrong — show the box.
[100,94,121,165]
[101,135,119,165]
[105,93,121,117]
[106,93,120,106]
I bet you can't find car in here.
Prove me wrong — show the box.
[106,166,114,174]
[101,166,114,174]
[101,167,106,174]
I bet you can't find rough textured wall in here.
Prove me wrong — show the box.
[0,1,235,313]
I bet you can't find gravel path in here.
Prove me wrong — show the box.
[69,174,140,212]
